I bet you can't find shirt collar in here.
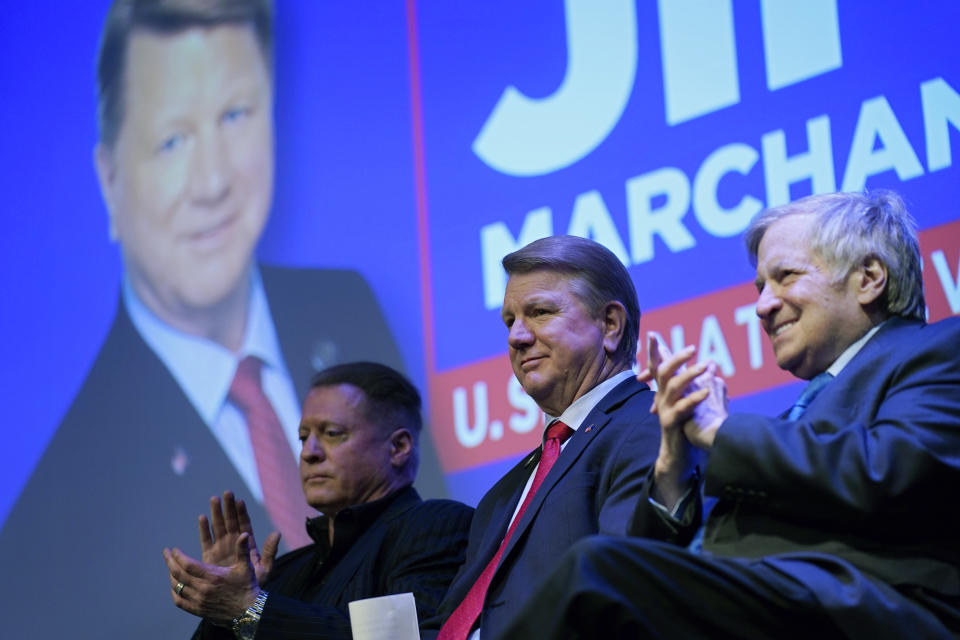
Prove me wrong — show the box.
[306,486,413,557]
[826,321,885,377]
[543,369,636,435]
[122,267,286,424]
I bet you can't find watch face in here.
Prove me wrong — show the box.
[234,615,257,640]
[233,592,266,640]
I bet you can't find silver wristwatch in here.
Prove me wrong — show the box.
[232,590,268,640]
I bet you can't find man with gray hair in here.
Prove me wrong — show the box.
[422,235,661,640]
[498,190,960,638]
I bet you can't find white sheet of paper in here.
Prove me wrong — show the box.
[348,592,420,640]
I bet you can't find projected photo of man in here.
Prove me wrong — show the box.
[0,1,435,637]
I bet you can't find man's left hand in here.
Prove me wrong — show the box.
[639,333,729,450]
[163,532,260,626]
[682,359,728,449]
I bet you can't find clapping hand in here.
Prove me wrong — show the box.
[199,491,280,585]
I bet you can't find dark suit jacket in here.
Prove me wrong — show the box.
[422,376,660,640]
[632,316,960,629]
[0,266,412,639]
[194,487,472,640]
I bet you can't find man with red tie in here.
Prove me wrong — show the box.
[421,235,661,640]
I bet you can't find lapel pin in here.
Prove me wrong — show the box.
[170,446,190,476]
[584,425,593,433]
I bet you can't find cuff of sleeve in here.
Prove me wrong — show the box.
[648,467,701,523]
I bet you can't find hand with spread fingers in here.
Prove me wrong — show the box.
[200,490,280,586]
[638,333,729,509]
[163,532,261,627]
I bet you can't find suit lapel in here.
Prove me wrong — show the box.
[496,377,646,569]
[111,300,278,535]
[113,304,248,484]
[471,458,537,576]
[800,317,915,427]
[262,266,314,403]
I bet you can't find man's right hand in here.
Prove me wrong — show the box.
[638,335,709,510]
[199,491,280,585]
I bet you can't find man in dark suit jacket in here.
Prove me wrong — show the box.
[422,236,661,640]
[0,1,442,638]
[0,267,408,639]
[497,190,960,639]
[166,362,473,639]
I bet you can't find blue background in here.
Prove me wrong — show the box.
[1,1,959,634]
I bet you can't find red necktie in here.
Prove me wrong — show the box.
[229,356,312,550]
[437,420,575,640]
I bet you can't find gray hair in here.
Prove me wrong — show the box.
[745,190,925,321]
[502,235,641,366]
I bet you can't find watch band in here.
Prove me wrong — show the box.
[232,590,269,640]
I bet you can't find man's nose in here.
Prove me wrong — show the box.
[755,284,781,320]
[508,317,534,349]
[300,435,325,462]
[190,130,229,204]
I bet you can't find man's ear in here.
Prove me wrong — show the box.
[601,300,627,356]
[388,428,413,468]
[93,143,119,241]
[855,256,888,306]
